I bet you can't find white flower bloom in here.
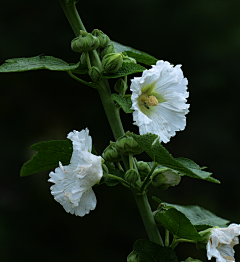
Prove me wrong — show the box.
[48,129,103,217]
[130,60,189,143]
[207,224,240,262]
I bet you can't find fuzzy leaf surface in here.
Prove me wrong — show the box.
[103,62,145,78]
[20,140,73,177]
[0,56,80,73]
[155,207,203,241]
[164,202,229,230]
[133,239,178,262]
[111,93,133,113]
[131,133,219,183]
[112,41,158,66]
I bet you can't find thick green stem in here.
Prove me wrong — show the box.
[59,0,86,36]
[59,0,162,246]
[133,192,164,246]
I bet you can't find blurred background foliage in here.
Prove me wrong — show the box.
[0,0,240,261]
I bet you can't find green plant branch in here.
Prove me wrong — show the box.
[107,174,130,188]
[59,0,86,36]
[140,162,158,192]
[67,70,95,88]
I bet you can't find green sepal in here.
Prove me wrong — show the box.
[112,41,158,66]
[131,133,219,183]
[154,206,204,242]
[103,62,146,79]
[0,56,80,73]
[111,93,133,113]
[153,198,229,230]
[20,140,73,177]
[133,239,178,262]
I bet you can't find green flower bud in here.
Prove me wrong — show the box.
[137,161,151,175]
[122,55,137,64]
[92,29,110,48]
[114,78,128,95]
[184,258,202,262]
[102,142,122,162]
[102,53,123,73]
[127,251,140,262]
[152,168,181,190]
[101,43,117,59]
[88,66,102,83]
[115,132,143,156]
[124,169,139,184]
[71,30,100,52]
[80,52,87,65]
[195,227,216,252]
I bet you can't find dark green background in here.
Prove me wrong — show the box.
[1,0,240,261]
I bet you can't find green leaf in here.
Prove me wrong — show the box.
[104,168,125,186]
[103,62,146,78]
[111,93,133,113]
[133,239,178,262]
[155,207,204,241]
[20,140,73,177]
[131,133,219,183]
[0,56,80,73]
[70,63,88,74]
[112,41,158,66]
[163,202,229,230]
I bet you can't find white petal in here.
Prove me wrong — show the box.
[130,60,189,143]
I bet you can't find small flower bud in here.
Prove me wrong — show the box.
[71,30,100,52]
[127,251,140,262]
[88,66,102,83]
[80,52,87,65]
[152,168,181,190]
[101,43,117,59]
[124,169,139,184]
[92,29,110,48]
[102,53,123,73]
[137,161,151,177]
[122,55,137,64]
[114,78,128,95]
[115,132,143,156]
[102,142,122,162]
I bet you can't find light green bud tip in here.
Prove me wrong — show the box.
[137,161,151,175]
[102,53,123,73]
[92,29,110,48]
[115,133,143,156]
[80,52,87,65]
[122,54,137,64]
[71,30,100,52]
[152,168,181,190]
[102,142,122,162]
[125,169,139,184]
[114,78,128,95]
[101,43,117,59]
[127,251,140,262]
[89,66,102,83]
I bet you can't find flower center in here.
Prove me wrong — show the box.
[138,93,159,109]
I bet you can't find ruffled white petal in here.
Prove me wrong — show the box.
[207,224,240,262]
[130,60,189,143]
[48,129,103,217]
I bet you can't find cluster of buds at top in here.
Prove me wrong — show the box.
[71,29,110,53]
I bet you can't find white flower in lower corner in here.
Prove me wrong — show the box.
[130,60,189,143]
[207,224,240,262]
[48,129,103,217]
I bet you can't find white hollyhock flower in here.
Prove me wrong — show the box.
[48,129,103,217]
[207,224,240,262]
[130,60,189,143]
